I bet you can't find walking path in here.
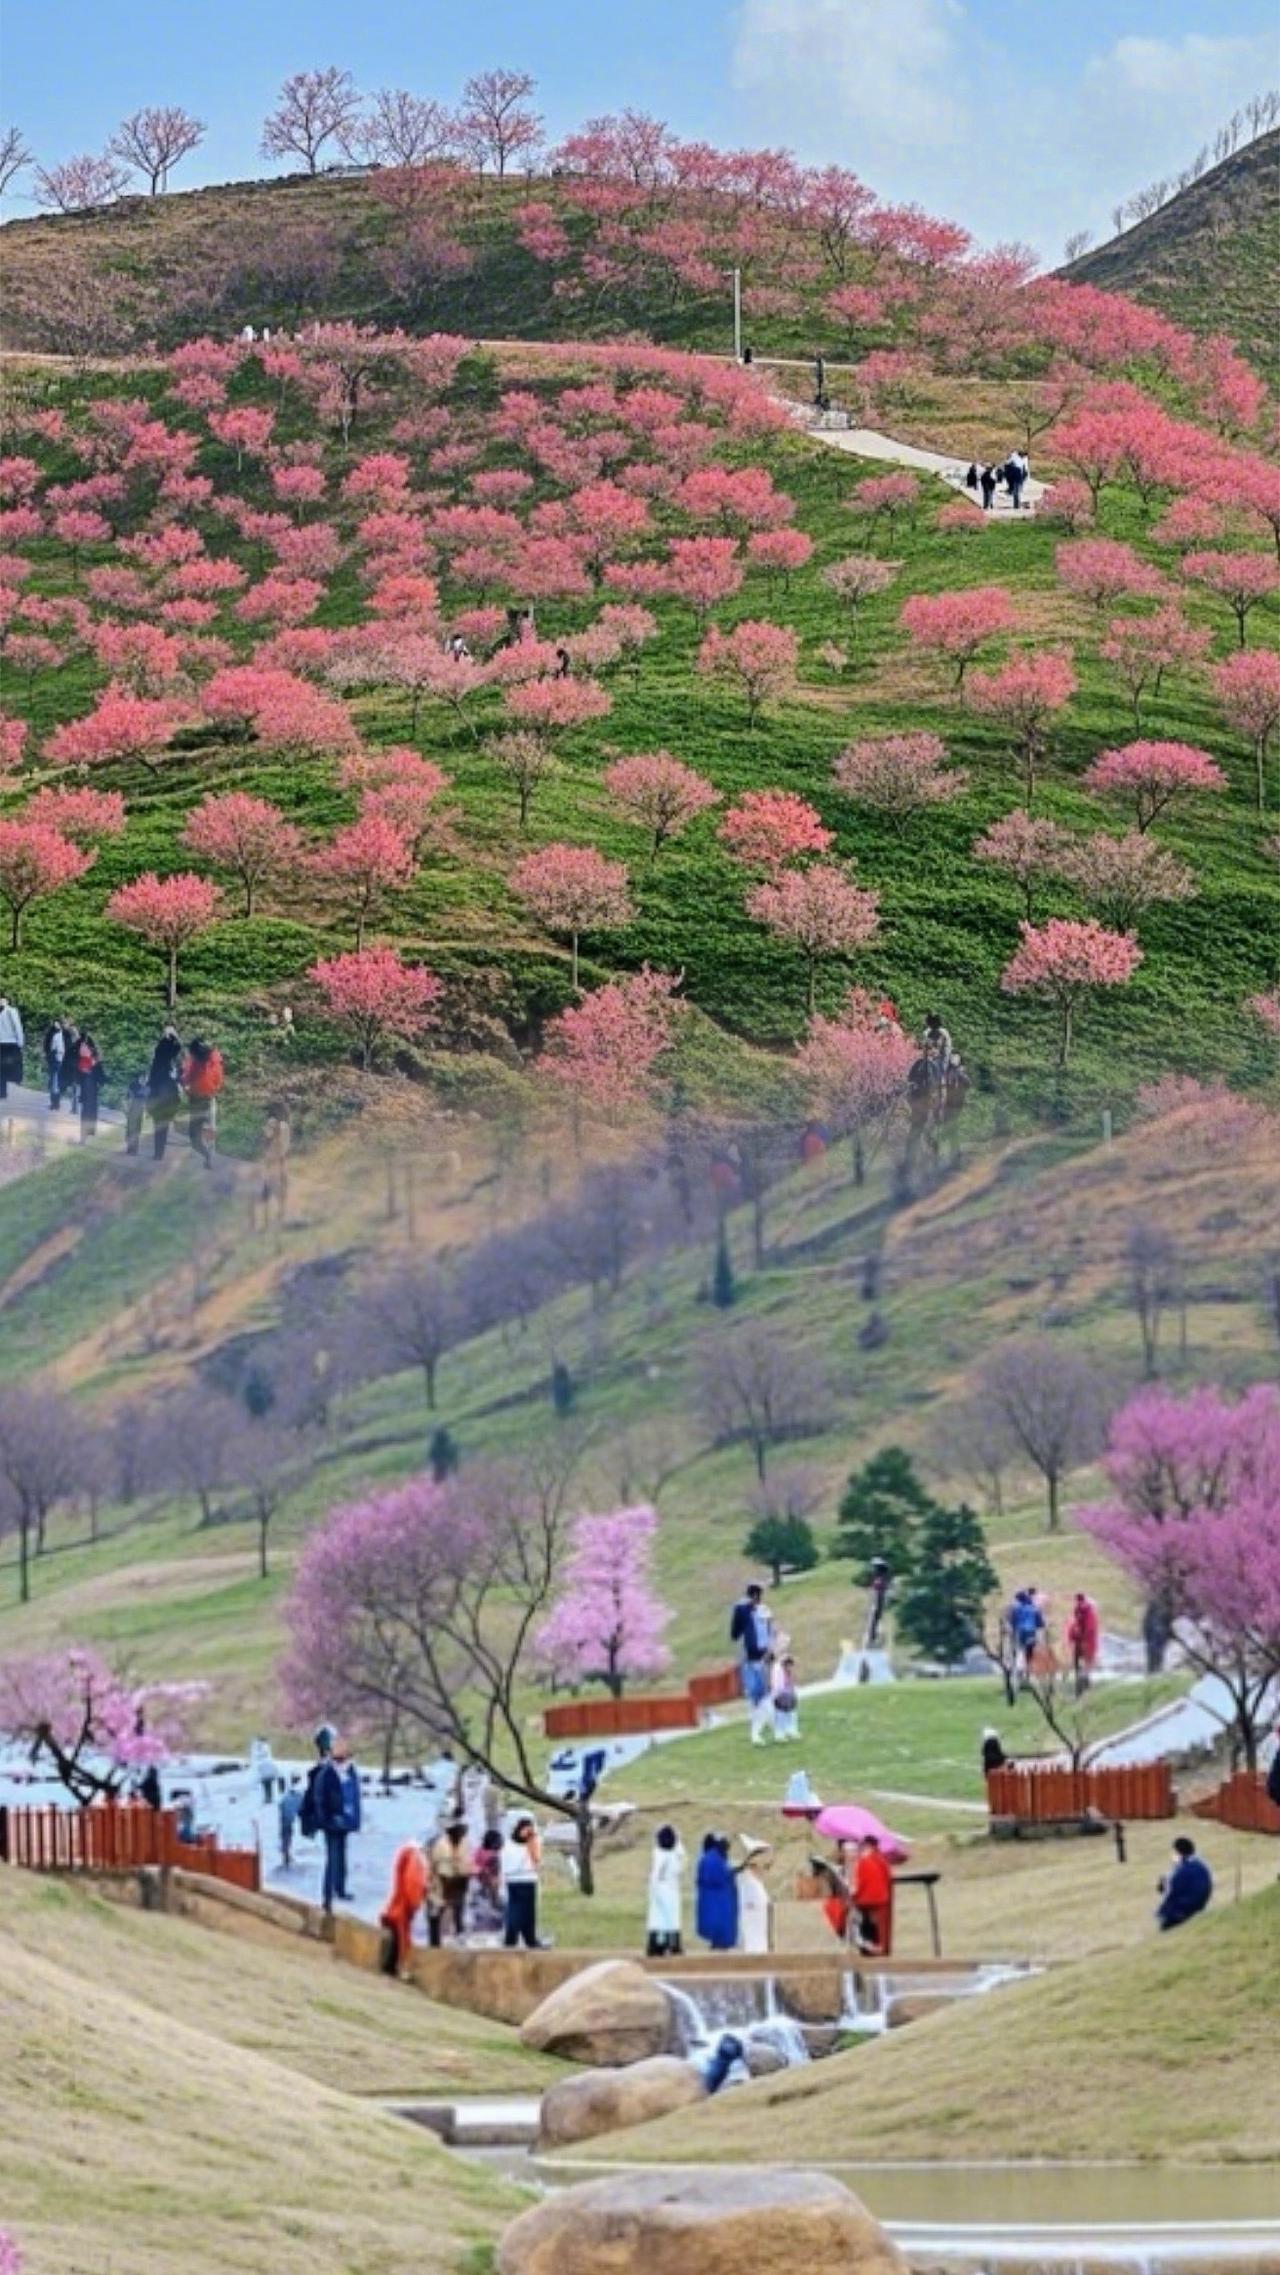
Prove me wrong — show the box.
[0,1081,121,1178]
[774,392,1047,517]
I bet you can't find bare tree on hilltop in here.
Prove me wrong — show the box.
[261,67,362,175]
[111,105,205,194]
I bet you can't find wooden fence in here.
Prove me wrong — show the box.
[0,1801,260,1891]
[986,1760,1174,1823]
[544,1664,741,1741]
[1191,1771,1280,1837]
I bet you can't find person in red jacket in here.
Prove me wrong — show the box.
[183,1037,224,1168]
[1066,1591,1101,1695]
[852,1834,894,1957]
[380,1840,430,1977]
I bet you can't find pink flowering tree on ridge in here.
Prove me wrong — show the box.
[182,792,304,918]
[1001,917,1142,1066]
[899,586,1016,690]
[967,652,1076,806]
[698,620,799,725]
[832,731,968,824]
[309,947,443,1070]
[719,789,831,874]
[0,821,92,948]
[1212,649,1280,812]
[1077,1384,1280,1765]
[794,988,916,1181]
[1082,742,1227,833]
[534,1504,672,1698]
[511,843,633,989]
[0,1645,203,1804]
[542,967,685,1114]
[106,872,221,1007]
[603,752,719,860]
[748,863,881,1013]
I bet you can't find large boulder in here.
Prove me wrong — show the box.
[498,2169,908,2275]
[538,2056,706,2148]
[519,1959,673,2066]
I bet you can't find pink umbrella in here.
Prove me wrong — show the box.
[812,1802,910,1862]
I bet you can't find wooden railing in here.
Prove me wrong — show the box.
[544,1664,741,1741]
[0,1801,260,1891]
[1191,1771,1280,1837]
[986,1761,1174,1823]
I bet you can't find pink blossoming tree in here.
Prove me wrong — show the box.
[748,863,881,1012]
[1212,648,1280,812]
[719,788,831,874]
[0,1645,203,1804]
[967,651,1077,804]
[794,988,917,1179]
[534,1503,672,1697]
[308,945,443,1069]
[697,620,799,724]
[183,791,305,918]
[106,871,222,1006]
[311,815,418,948]
[1056,830,1197,932]
[542,966,685,1112]
[510,842,633,987]
[899,585,1016,690]
[0,820,93,948]
[1001,916,1142,1065]
[1082,741,1227,833]
[973,811,1073,922]
[603,751,719,859]
[832,730,968,823]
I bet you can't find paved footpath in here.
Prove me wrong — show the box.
[0,1081,121,1179]
[784,409,1047,515]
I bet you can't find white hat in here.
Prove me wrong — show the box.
[738,1834,772,1860]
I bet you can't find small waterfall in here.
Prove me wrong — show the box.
[840,1970,890,2033]
[660,1977,810,2071]
[662,1982,712,2056]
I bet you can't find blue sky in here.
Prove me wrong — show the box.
[3,0,1276,258]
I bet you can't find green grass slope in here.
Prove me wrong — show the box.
[583,1882,1280,2167]
[1065,131,1280,380]
[0,1869,523,2275]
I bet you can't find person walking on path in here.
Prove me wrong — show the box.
[501,1816,543,1949]
[1005,449,1030,510]
[730,1582,774,1721]
[183,1036,223,1168]
[124,1073,148,1156]
[695,1832,739,1952]
[1156,1836,1212,1930]
[1066,1591,1101,1694]
[428,1819,473,1945]
[147,1024,184,1160]
[43,1018,65,1110]
[76,1032,105,1140]
[278,1775,303,1869]
[864,1557,891,1649]
[980,464,998,512]
[465,1829,506,1940]
[645,1824,686,1957]
[380,1839,430,1976]
[1009,1588,1043,1686]
[0,995,25,1098]
[60,1021,81,1114]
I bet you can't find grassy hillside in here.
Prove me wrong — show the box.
[1,348,1275,1137]
[1065,131,1280,380]
[0,1866,523,2275]
[580,1882,1280,2166]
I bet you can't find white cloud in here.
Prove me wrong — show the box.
[1094,30,1276,104]
[731,0,968,150]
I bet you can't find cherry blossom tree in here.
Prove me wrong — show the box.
[748,863,881,1012]
[663,535,743,624]
[1056,830,1197,931]
[1083,740,1227,832]
[719,788,831,874]
[697,620,799,724]
[458,67,543,176]
[34,150,132,211]
[504,677,613,737]
[973,811,1073,921]
[1077,1383,1280,1762]
[542,966,685,1112]
[821,554,895,661]
[967,651,1077,803]
[832,730,968,823]
[0,1646,201,1803]
[311,815,417,949]
[182,792,304,918]
[748,528,815,586]
[852,470,919,542]
[795,988,916,1178]
[106,871,222,1007]
[23,786,125,845]
[1056,537,1167,612]
[511,842,633,987]
[0,820,92,948]
[261,67,361,174]
[1213,648,1280,811]
[1037,477,1095,534]
[110,105,205,194]
[486,730,558,830]
[899,585,1016,690]
[1183,549,1279,647]
[1249,990,1280,1041]
[1001,916,1142,1066]
[1099,606,1211,732]
[45,686,185,775]
[308,945,443,1069]
[603,751,719,858]
[209,405,276,473]
[534,1504,672,1697]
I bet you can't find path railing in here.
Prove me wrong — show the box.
[986,1760,1174,1823]
[0,1800,260,1890]
[1191,1770,1280,1837]
[544,1664,741,1742]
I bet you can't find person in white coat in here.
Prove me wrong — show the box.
[737,1837,773,1954]
[0,995,24,1099]
[646,1824,686,1956]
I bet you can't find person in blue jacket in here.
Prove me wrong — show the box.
[696,1832,739,1951]
[1156,1836,1212,1930]
[302,1727,351,1913]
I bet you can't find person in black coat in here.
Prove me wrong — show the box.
[147,1024,184,1160]
[1266,1724,1280,1814]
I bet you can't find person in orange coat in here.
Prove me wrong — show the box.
[380,1840,430,1977]
[852,1834,894,1957]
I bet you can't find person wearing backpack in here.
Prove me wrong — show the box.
[77,1032,105,1141]
[301,1725,350,1913]
[183,1036,223,1168]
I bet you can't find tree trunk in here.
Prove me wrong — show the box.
[423,1357,437,1410]
[258,1509,270,1580]
[1046,1467,1060,1532]
[18,1513,30,1605]
[1058,1000,1073,1067]
[575,1801,596,1896]
[570,933,580,990]
[1142,1598,1171,1673]
[852,1134,865,1186]
[166,945,178,1009]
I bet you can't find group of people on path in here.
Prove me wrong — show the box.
[1005,1586,1101,1693]
[0,997,224,1164]
[906,1009,971,1159]
[0,996,107,1135]
[646,1827,775,1956]
[964,449,1032,511]
[730,1583,801,1745]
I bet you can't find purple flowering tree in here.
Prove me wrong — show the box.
[0,1646,204,1804]
[534,1504,672,1698]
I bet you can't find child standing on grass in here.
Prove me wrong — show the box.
[771,1654,800,1741]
